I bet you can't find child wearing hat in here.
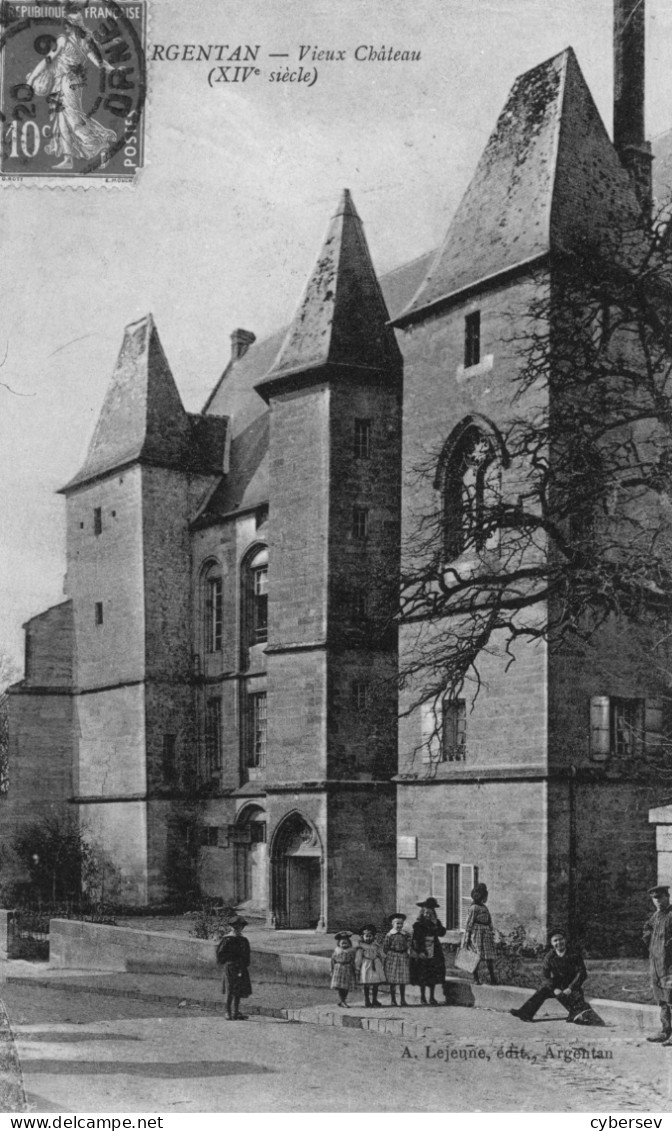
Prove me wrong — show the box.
[331,931,357,1007]
[412,898,448,1005]
[510,929,590,1024]
[355,925,385,1007]
[383,913,412,1006]
[643,884,672,1044]
[216,916,252,1021]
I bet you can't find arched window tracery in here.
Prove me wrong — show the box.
[437,416,506,563]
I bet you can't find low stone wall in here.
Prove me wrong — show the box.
[49,920,332,986]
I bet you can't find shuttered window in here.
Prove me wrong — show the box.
[431,862,479,929]
[590,695,661,758]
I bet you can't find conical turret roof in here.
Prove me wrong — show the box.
[256,190,401,399]
[62,315,194,491]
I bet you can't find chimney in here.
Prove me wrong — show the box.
[613,0,653,215]
[230,328,256,362]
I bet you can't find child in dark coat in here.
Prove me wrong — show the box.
[216,916,252,1021]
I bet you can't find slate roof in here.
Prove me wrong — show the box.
[396,48,640,325]
[69,49,670,519]
[255,189,401,397]
[62,315,228,492]
[197,217,430,521]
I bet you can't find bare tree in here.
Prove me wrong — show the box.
[399,208,672,738]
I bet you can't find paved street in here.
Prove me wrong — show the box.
[2,982,670,1113]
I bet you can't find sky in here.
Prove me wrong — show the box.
[2,0,672,670]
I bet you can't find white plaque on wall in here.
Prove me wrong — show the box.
[397,835,418,859]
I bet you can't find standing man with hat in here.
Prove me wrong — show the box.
[412,897,448,1006]
[643,884,672,1044]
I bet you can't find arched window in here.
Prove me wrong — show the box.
[437,416,506,562]
[241,545,268,667]
[201,561,223,654]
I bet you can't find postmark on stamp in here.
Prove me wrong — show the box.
[0,0,146,182]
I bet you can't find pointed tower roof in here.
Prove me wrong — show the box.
[61,315,194,492]
[396,48,640,326]
[255,189,401,400]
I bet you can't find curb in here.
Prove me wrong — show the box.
[5,972,660,1040]
[5,975,287,1020]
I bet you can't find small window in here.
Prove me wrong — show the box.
[245,691,267,768]
[95,602,103,626]
[256,505,269,530]
[348,589,368,621]
[352,680,369,711]
[611,697,644,756]
[94,507,102,536]
[163,734,176,782]
[250,821,266,844]
[354,419,372,459]
[590,695,645,758]
[465,311,481,368]
[205,698,222,776]
[200,826,219,847]
[352,506,369,539]
[442,698,466,762]
[590,302,611,349]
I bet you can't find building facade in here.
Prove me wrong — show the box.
[6,1,672,946]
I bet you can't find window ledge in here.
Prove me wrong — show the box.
[456,354,493,382]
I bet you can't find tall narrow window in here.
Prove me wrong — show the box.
[241,546,269,666]
[163,734,176,783]
[464,311,481,368]
[442,697,466,762]
[253,564,268,643]
[434,862,479,929]
[246,691,267,768]
[95,602,103,626]
[441,418,502,562]
[348,589,368,621]
[352,506,369,539]
[354,419,372,459]
[203,569,222,654]
[445,864,460,929]
[94,507,102,536]
[205,698,222,777]
[352,680,369,711]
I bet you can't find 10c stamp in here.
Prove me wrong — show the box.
[0,0,146,181]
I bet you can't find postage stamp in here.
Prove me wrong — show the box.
[0,0,146,182]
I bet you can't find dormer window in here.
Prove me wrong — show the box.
[464,311,481,369]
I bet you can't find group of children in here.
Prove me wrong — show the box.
[329,913,414,1008]
[330,886,498,1008]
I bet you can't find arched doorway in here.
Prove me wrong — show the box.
[233,805,267,912]
[271,813,323,929]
